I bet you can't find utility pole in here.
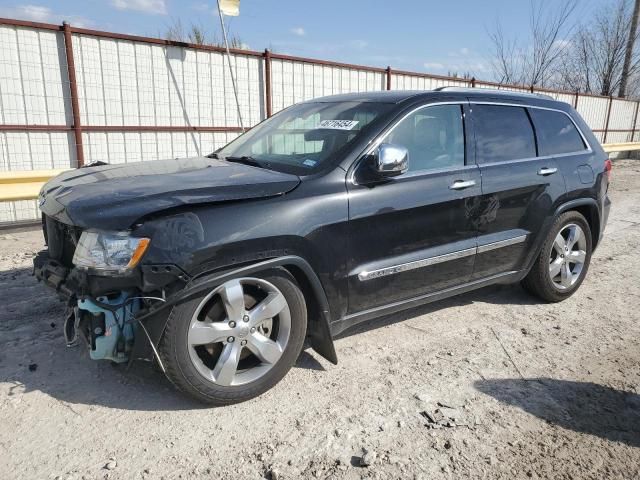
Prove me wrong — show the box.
[217,0,244,132]
[619,0,640,98]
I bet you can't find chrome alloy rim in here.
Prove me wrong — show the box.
[549,223,587,290]
[187,278,291,387]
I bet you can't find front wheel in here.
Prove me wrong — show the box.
[159,269,307,405]
[522,211,593,303]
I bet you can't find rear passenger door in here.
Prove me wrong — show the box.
[469,103,566,280]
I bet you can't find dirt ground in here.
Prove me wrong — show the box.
[1,160,639,480]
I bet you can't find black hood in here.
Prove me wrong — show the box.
[39,157,301,230]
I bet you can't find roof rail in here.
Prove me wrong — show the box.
[434,86,554,100]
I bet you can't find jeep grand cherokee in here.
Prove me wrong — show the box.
[34,88,611,405]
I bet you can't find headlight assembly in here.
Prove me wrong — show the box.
[72,230,150,273]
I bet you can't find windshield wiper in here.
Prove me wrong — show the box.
[224,156,265,168]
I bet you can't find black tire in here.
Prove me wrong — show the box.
[522,211,592,303]
[159,268,307,405]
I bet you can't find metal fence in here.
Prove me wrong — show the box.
[1,17,639,223]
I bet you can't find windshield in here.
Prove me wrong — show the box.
[216,101,393,174]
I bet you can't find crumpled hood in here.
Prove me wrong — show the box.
[39,157,301,230]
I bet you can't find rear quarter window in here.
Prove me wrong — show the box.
[473,105,536,163]
[529,108,587,155]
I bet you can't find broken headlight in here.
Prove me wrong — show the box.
[72,231,150,273]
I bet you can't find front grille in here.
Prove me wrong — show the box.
[43,215,81,267]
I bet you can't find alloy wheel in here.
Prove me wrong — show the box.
[548,223,587,290]
[187,277,291,386]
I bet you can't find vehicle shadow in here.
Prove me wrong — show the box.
[474,378,640,448]
[336,282,542,339]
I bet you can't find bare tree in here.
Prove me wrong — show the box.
[487,21,521,84]
[526,0,578,86]
[619,0,640,96]
[488,0,578,87]
[557,0,638,96]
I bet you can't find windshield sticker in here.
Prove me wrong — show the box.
[316,119,359,130]
[302,159,317,167]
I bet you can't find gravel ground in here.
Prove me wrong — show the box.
[1,160,639,480]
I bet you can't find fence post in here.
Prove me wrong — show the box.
[263,49,272,118]
[631,101,640,143]
[386,66,392,90]
[603,96,613,144]
[470,77,476,88]
[62,22,84,167]
[573,91,579,109]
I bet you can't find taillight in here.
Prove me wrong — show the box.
[604,158,612,181]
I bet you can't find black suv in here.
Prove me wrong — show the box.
[34,88,611,405]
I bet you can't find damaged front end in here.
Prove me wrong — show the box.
[34,215,180,368]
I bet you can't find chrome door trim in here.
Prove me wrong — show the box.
[357,247,476,281]
[356,233,528,281]
[477,234,527,254]
[345,270,519,322]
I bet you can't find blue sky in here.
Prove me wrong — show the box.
[0,0,603,79]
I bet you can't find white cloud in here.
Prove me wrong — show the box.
[459,47,470,55]
[192,2,210,11]
[290,27,305,36]
[15,5,49,22]
[350,39,368,49]
[0,4,93,27]
[424,62,445,70]
[553,39,572,51]
[110,0,167,15]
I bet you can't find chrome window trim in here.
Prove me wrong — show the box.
[349,99,592,185]
[470,101,593,156]
[357,233,528,281]
[349,101,467,185]
[391,163,478,180]
[477,234,527,253]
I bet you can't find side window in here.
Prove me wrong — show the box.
[529,108,586,155]
[386,104,465,172]
[473,105,536,163]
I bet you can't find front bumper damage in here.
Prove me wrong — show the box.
[33,249,181,369]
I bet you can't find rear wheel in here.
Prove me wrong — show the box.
[522,211,592,302]
[159,269,307,405]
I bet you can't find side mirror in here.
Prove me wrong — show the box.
[375,143,408,177]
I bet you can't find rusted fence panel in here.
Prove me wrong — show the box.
[1,16,639,223]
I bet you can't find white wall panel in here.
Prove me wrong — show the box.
[609,99,636,139]
[0,25,27,124]
[576,96,609,131]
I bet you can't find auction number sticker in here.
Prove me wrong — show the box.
[316,120,359,130]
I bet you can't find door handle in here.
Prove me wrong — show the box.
[449,179,476,190]
[538,167,558,176]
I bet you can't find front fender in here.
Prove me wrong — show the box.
[137,255,338,365]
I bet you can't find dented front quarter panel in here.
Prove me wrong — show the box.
[137,168,351,322]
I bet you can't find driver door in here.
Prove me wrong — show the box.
[346,103,481,314]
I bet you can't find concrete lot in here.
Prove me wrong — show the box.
[1,160,639,480]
